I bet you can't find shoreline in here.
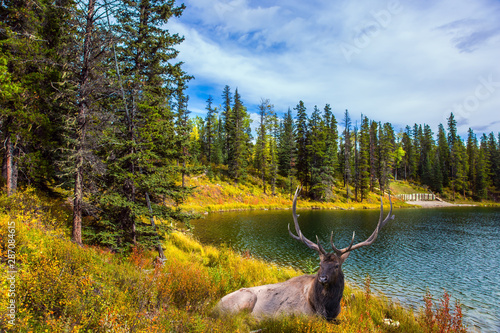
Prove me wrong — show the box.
[405,200,477,208]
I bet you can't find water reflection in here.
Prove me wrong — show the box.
[191,207,500,332]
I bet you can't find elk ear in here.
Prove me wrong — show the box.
[339,251,350,263]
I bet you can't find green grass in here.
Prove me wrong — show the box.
[389,181,430,195]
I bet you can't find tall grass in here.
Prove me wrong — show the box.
[0,188,468,332]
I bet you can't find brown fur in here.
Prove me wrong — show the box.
[216,253,346,321]
[216,188,394,321]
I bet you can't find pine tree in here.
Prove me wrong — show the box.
[278,108,296,195]
[308,105,327,200]
[417,124,434,187]
[437,124,450,189]
[269,108,279,195]
[353,122,359,201]
[378,122,396,193]
[430,147,443,193]
[89,0,192,252]
[358,116,370,201]
[295,101,309,189]
[447,113,459,196]
[486,133,500,198]
[321,104,338,199]
[221,85,232,164]
[227,89,251,183]
[453,138,469,198]
[369,121,380,189]
[204,95,218,164]
[466,128,478,197]
[394,132,406,181]
[255,98,273,193]
[175,85,193,188]
[343,109,352,199]
[476,137,489,199]
[0,0,70,195]
[412,124,422,180]
[400,127,412,181]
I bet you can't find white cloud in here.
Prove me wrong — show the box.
[171,0,500,136]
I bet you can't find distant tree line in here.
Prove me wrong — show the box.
[193,90,500,202]
[0,0,196,255]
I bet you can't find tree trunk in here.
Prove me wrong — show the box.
[3,134,18,196]
[146,192,165,260]
[72,0,95,246]
[72,163,83,245]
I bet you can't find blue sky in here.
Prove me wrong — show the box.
[170,0,500,136]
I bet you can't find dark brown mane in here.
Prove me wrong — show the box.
[310,269,344,320]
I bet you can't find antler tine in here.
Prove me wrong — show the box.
[330,231,355,257]
[336,193,395,255]
[288,186,326,255]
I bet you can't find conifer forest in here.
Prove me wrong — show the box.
[1,0,500,255]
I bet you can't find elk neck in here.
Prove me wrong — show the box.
[308,269,345,321]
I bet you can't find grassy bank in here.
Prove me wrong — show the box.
[0,188,467,332]
[180,174,414,213]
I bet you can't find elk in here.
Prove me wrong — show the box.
[216,187,395,321]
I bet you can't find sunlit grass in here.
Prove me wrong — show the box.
[0,188,467,332]
[180,173,413,213]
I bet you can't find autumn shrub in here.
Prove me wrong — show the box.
[420,289,467,333]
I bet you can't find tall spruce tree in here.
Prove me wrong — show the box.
[221,85,232,164]
[295,101,309,189]
[476,137,489,199]
[358,116,370,201]
[278,108,296,195]
[269,107,279,195]
[227,89,251,183]
[0,0,71,195]
[255,98,273,193]
[430,147,443,193]
[466,128,478,197]
[203,95,219,164]
[322,104,338,199]
[447,113,460,196]
[70,0,116,245]
[400,127,411,181]
[369,121,380,190]
[378,122,396,193]
[88,0,192,252]
[486,133,500,198]
[437,124,450,189]
[342,109,352,199]
[308,105,332,200]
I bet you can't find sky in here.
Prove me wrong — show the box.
[169,0,500,137]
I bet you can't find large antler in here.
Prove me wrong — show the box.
[330,194,395,258]
[288,186,395,259]
[288,187,327,255]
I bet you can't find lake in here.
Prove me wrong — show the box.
[190,206,500,332]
